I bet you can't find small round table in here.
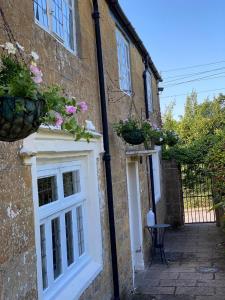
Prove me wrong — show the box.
[145,224,171,264]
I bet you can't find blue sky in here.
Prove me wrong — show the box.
[119,0,225,118]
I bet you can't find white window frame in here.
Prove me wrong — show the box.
[116,28,132,95]
[152,150,161,203]
[33,0,77,53]
[37,160,90,299]
[23,130,104,300]
[146,70,153,113]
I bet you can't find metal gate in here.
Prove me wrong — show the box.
[181,164,216,223]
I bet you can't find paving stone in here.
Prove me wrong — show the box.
[178,272,214,280]
[139,286,175,295]
[197,279,225,287]
[215,287,225,295]
[157,272,179,279]
[136,279,160,288]
[160,279,196,287]
[175,286,214,296]
[215,273,225,280]
[157,296,193,300]
[196,297,225,300]
[135,224,225,299]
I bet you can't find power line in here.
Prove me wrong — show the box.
[160,87,225,99]
[163,66,225,82]
[163,71,225,88]
[161,60,225,73]
[164,73,225,87]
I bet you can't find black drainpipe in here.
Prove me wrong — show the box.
[92,1,120,299]
[143,61,157,224]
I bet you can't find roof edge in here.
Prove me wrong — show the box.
[105,0,162,82]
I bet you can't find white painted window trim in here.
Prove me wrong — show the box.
[152,148,161,203]
[146,70,153,113]
[34,0,77,54]
[21,129,104,300]
[116,28,132,96]
[126,159,145,288]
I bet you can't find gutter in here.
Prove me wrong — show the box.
[92,1,120,299]
[106,0,162,82]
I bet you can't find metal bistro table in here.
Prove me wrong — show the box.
[146,224,171,264]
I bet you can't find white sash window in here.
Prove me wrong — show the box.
[37,161,89,299]
[116,29,132,95]
[34,0,75,51]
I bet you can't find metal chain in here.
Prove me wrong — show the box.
[0,6,25,62]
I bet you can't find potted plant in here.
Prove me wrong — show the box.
[113,118,165,147]
[142,122,164,146]
[113,119,145,145]
[0,42,92,142]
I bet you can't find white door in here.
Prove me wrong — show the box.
[126,161,144,282]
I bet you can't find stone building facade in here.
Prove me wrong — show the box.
[0,1,165,299]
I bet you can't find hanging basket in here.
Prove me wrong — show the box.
[0,96,45,142]
[154,138,165,146]
[122,129,145,145]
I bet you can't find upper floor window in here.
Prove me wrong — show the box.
[34,0,75,51]
[146,70,153,113]
[116,29,132,95]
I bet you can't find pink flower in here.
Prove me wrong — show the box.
[30,64,43,84]
[30,65,42,77]
[55,113,64,127]
[66,105,77,114]
[32,76,43,84]
[152,122,159,130]
[78,101,88,112]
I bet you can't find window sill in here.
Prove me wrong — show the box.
[45,259,102,300]
[120,88,132,97]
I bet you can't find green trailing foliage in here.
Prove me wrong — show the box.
[162,92,225,209]
[0,42,92,142]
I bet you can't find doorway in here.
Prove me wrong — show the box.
[126,160,144,283]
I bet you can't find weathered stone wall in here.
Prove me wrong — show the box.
[0,1,162,299]
[0,141,37,299]
[162,160,184,227]
[0,1,112,299]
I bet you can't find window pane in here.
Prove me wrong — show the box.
[116,30,131,93]
[65,211,74,266]
[74,170,81,194]
[63,1,74,50]
[52,0,64,38]
[34,0,48,27]
[63,170,81,197]
[51,218,62,279]
[146,71,153,112]
[38,176,57,207]
[76,206,85,256]
[63,172,74,197]
[40,225,48,290]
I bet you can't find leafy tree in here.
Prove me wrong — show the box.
[162,93,225,206]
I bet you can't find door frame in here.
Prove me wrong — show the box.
[126,158,144,285]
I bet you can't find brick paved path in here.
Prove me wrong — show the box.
[132,224,225,300]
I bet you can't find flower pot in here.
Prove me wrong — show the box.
[154,138,165,146]
[0,96,45,142]
[122,129,145,145]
